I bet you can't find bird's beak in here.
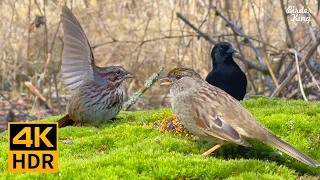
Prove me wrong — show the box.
[226,47,237,54]
[159,77,171,86]
[125,72,134,79]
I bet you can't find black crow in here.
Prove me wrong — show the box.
[205,42,247,101]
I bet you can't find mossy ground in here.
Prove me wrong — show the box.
[0,98,319,179]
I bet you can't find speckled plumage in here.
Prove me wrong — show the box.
[57,6,132,127]
[66,83,123,126]
[162,67,319,167]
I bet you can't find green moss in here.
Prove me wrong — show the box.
[0,98,319,179]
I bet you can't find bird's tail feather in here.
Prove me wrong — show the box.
[267,135,319,167]
[57,114,75,128]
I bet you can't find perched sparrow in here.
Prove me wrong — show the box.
[57,6,133,127]
[206,42,247,101]
[160,67,319,167]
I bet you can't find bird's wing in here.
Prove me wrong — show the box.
[60,6,94,90]
[231,70,247,100]
[195,84,271,141]
[192,84,319,167]
[190,87,252,147]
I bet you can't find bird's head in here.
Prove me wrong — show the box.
[159,67,202,94]
[94,66,133,88]
[211,42,237,65]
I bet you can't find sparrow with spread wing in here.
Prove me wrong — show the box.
[57,6,133,127]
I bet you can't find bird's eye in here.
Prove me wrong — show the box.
[176,75,182,80]
[219,47,224,51]
[116,71,121,75]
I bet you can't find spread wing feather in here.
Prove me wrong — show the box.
[61,6,94,90]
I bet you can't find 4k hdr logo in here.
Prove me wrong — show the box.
[8,122,58,172]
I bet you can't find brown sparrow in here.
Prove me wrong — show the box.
[57,6,132,127]
[160,67,319,167]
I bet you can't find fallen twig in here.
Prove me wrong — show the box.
[293,50,308,101]
[124,65,164,111]
[288,81,320,99]
[25,82,57,114]
[289,49,320,73]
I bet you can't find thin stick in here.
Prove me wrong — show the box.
[93,33,280,51]
[288,81,320,98]
[42,0,48,61]
[135,16,151,66]
[303,61,320,91]
[124,66,164,111]
[271,36,320,97]
[248,0,279,88]
[210,5,266,69]
[26,0,31,75]
[93,6,116,41]
[228,2,257,94]
[175,12,265,72]
[210,5,274,88]
[53,70,61,114]
[31,20,62,114]
[92,35,196,49]
[280,0,295,47]
[294,50,308,101]
[25,82,57,114]
[34,0,44,16]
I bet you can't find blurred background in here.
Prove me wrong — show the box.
[0,0,319,129]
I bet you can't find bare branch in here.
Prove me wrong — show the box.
[288,81,320,98]
[124,66,164,111]
[303,61,320,91]
[293,50,308,101]
[210,5,274,87]
[271,36,320,97]
[210,5,265,69]
[91,35,196,49]
[248,0,279,88]
[176,12,265,72]
[279,0,295,47]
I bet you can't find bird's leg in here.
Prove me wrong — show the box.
[201,144,223,157]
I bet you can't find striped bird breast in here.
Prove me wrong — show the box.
[68,84,123,125]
